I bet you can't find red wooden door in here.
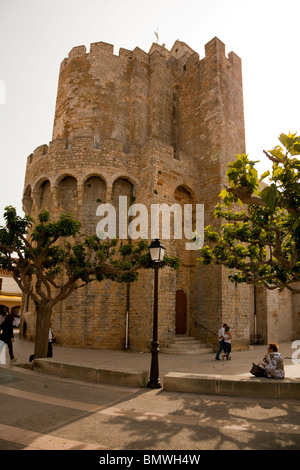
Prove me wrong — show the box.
[176,290,187,334]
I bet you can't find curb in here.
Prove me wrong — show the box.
[163,372,300,399]
[33,359,149,388]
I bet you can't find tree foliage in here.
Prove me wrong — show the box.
[198,133,300,293]
[0,207,180,357]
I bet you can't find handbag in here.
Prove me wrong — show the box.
[250,362,264,377]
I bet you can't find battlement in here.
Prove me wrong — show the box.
[205,37,226,58]
[68,45,87,60]
[204,37,241,66]
[27,136,143,166]
[60,41,150,70]
[59,37,241,76]
[53,36,243,150]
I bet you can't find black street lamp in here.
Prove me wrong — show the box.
[147,238,165,389]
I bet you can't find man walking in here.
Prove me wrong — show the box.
[215,323,227,360]
[0,312,16,361]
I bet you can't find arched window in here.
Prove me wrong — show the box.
[23,186,33,216]
[83,176,106,235]
[58,176,77,214]
[112,178,134,240]
[39,180,51,210]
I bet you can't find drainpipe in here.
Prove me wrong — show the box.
[125,283,130,349]
[254,284,257,338]
[125,185,134,349]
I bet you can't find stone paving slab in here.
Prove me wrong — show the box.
[0,363,300,450]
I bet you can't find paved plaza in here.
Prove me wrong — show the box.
[0,334,299,451]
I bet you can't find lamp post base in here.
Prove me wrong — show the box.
[146,379,162,389]
[147,340,162,389]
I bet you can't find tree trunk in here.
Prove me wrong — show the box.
[34,302,52,358]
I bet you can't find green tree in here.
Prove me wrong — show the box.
[198,133,300,293]
[0,207,179,357]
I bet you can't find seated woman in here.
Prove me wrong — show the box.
[259,343,285,379]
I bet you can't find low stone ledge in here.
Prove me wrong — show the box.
[33,359,149,388]
[163,372,300,399]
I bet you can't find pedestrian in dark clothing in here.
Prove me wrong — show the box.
[223,326,232,360]
[0,313,15,361]
[29,323,56,363]
[215,323,227,360]
[47,323,55,358]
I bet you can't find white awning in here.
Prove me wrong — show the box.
[0,295,22,302]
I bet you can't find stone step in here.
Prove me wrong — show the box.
[161,335,213,355]
[173,335,199,342]
[167,342,208,349]
[160,347,213,355]
[174,336,203,342]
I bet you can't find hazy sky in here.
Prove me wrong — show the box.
[0,0,299,224]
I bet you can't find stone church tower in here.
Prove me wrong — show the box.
[22,37,297,351]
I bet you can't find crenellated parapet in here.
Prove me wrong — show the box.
[24,136,141,213]
[27,136,140,165]
[60,36,241,71]
[53,37,243,146]
[23,132,201,222]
